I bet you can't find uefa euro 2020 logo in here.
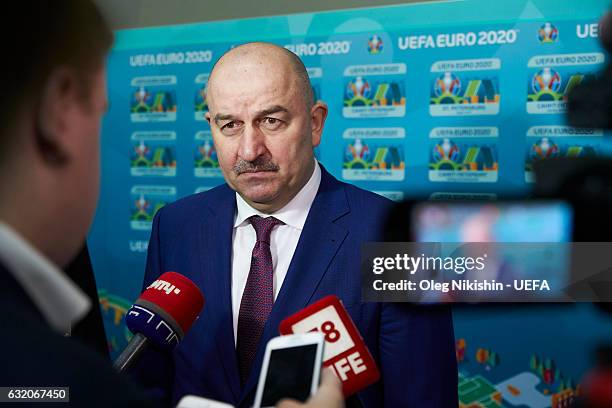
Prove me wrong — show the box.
[367,35,383,54]
[525,137,561,174]
[538,22,559,43]
[432,72,463,104]
[530,68,563,101]
[346,76,372,103]
[529,137,560,161]
[429,138,498,173]
[344,139,371,168]
[195,85,208,114]
[195,139,219,168]
[431,138,462,170]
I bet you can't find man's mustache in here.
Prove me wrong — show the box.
[233,158,280,175]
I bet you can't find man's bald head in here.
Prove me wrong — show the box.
[206,42,313,109]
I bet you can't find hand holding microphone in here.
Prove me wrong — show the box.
[114,271,204,372]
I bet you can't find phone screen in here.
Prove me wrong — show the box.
[260,344,318,407]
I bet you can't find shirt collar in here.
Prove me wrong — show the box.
[0,222,91,334]
[234,159,322,230]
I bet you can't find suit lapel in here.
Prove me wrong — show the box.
[199,185,241,401]
[239,166,350,404]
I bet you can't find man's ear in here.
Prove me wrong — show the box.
[35,67,81,166]
[205,111,212,124]
[310,101,328,148]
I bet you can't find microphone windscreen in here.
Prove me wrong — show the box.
[126,272,204,348]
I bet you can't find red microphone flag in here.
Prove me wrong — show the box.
[279,295,380,397]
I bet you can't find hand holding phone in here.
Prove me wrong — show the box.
[254,332,325,408]
[276,368,344,408]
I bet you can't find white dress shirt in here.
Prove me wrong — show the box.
[231,160,322,342]
[0,222,91,335]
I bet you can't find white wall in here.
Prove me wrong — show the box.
[96,0,438,30]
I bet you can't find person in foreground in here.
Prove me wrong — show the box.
[0,0,159,406]
[136,42,457,407]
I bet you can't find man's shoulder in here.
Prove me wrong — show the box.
[157,183,232,220]
[0,292,155,406]
[328,174,395,215]
[343,181,394,207]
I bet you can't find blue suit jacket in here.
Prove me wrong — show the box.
[135,166,457,407]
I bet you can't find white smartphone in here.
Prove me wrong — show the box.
[253,332,325,408]
[176,395,234,408]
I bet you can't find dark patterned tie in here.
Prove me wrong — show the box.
[236,215,284,385]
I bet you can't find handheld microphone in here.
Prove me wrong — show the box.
[279,295,380,398]
[113,271,204,372]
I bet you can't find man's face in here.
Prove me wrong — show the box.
[63,65,107,262]
[206,58,325,212]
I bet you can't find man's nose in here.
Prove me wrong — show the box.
[238,124,266,162]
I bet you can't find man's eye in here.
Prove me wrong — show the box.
[261,117,283,130]
[220,121,242,135]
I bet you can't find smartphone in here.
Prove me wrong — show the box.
[253,332,325,408]
[176,395,234,408]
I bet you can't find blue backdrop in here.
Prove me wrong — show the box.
[89,1,612,406]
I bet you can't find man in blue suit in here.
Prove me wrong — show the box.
[137,42,457,407]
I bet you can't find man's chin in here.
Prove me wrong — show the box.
[237,187,284,210]
[243,191,278,204]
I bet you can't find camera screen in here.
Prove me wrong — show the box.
[260,344,318,407]
[409,201,574,301]
[413,201,573,243]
